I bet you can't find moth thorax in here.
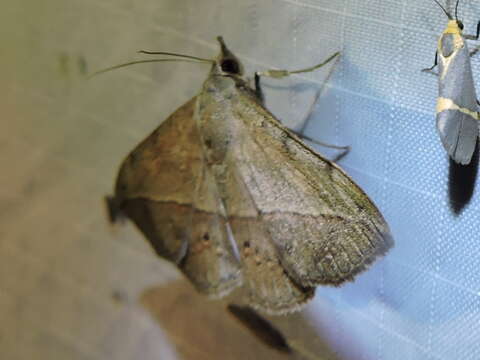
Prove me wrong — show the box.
[445,20,462,34]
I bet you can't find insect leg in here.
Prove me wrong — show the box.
[290,130,350,160]
[294,53,349,159]
[469,40,480,58]
[422,51,438,72]
[255,51,349,159]
[256,52,340,79]
[464,20,480,40]
[253,51,340,99]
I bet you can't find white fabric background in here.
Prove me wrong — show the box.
[2,0,480,359]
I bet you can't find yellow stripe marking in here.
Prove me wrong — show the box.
[444,20,462,35]
[436,97,479,120]
[438,21,465,80]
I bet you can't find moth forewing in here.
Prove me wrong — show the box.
[195,39,393,314]
[109,97,243,298]
[107,37,393,315]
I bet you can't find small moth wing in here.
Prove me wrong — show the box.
[437,109,478,164]
[111,97,242,297]
[198,83,393,309]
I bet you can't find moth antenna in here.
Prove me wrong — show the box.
[88,58,212,78]
[137,50,214,63]
[433,0,452,19]
[455,0,460,20]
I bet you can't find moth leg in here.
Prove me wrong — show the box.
[256,51,348,159]
[464,20,480,40]
[470,45,480,58]
[253,51,340,102]
[422,50,438,72]
[255,51,340,79]
[290,129,350,159]
[292,85,350,160]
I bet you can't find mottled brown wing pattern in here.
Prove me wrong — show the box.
[231,92,393,287]
[111,98,242,297]
[197,94,316,314]
[226,172,315,314]
[196,86,392,313]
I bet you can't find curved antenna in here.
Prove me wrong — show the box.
[433,0,452,19]
[88,58,212,78]
[455,0,461,20]
[138,50,213,63]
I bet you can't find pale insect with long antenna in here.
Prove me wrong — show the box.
[423,0,480,165]
[97,37,393,314]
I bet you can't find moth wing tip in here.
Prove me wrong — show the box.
[246,287,315,316]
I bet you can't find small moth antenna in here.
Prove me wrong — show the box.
[89,58,212,78]
[433,0,453,19]
[454,0,460,20]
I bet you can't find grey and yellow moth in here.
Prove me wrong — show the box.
[424,0,480,165]
[104,37,393,314]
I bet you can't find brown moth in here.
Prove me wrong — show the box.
[105,37,393,315]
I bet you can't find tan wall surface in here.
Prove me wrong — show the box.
[0,1,339,359]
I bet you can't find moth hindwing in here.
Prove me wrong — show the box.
[106,36,393,315]
[425,0,480,165]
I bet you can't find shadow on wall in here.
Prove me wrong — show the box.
[448,139,479,215]
[141,280,341,360]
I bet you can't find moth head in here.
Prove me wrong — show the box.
[433,0,464,30]
[213,36,245,77]
[88,36,245,81]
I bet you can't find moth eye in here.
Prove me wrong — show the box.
[458,20,464,30]
[221,59,240,74]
